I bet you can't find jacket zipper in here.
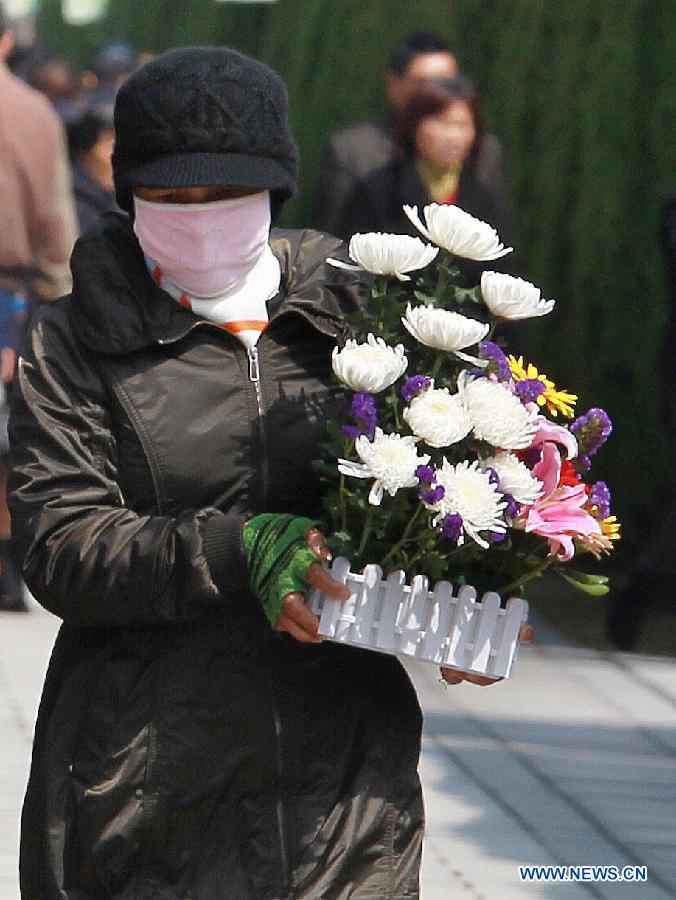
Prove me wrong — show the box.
[249,343,290,892]
[246,344,271,510]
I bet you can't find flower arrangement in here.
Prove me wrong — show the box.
[316,203,620,600]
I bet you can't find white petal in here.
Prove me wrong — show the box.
[368,481,384,506]
[403,205,432,242]
[337,460,371,479]
[454,349,488,366]
[326,257,363,272]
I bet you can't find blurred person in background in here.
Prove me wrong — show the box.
[0,4,77,611]
[29,55,81,111]
[338,76,517,283]
[313,30,508,237]
[65,101,120,232]
[83,39,138,103]
[606,192,676,650]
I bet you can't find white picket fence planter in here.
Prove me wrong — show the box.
[307,557,529,678]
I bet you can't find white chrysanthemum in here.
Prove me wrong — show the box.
[459,371,539,450]
[332,333,408,393]
[338,428,430,506]
[326,232,438,281]
[403,203,512,261]
[481,271,555,320]
[481,451,544,505]
[433,459,507,548]
[402,304,489,363]
[403,387,472,448]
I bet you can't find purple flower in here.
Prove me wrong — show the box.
[570,408,613,456]
[589,481,611,519]
[416,464,436,485]
[420,485,446,503]
[401,375,432,402]
[342,391,377,439]
[575,453,592,473]
[502,492,520,518]
[441,513,463,542]
[417,464,445,503]
[485,467,500,486]
[514,378,546,404]
[489,530,507,543]
[478,341,511,381]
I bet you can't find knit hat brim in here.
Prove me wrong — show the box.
[116,151,294,212]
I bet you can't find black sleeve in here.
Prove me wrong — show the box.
[8,306,250,627]
[311,137,359,238]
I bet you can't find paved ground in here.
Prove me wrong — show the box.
[1,604,675,899]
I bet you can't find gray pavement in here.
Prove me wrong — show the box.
[1,604,675,899]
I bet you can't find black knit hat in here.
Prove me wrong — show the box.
[112,47,299,217]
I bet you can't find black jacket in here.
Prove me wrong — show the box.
[9,215,424,899]
[337,157,519,283]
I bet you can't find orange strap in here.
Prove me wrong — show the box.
[219,320,269,334]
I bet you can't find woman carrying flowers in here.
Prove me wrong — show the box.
[8,48,498,900]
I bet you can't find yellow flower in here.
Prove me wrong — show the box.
[601,515,621,542]
[580,516,621,558]
[507,355,578,418]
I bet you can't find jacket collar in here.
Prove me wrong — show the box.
[70,213,357,354]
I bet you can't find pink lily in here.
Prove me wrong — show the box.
[514,442,601,561]
[529,413,578,459]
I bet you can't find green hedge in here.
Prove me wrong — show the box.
[38,0,675,547]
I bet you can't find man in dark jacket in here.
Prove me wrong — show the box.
[312,31,508,237]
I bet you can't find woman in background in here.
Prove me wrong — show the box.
[339,76,517,280]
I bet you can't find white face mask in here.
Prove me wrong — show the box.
[133,191,272,298]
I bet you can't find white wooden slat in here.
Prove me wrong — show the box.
[375,570,407,650]
[468,591,501,672]
[444,585,476,670]
[489,596,527,677]
[420,581,454,663]
[308,559,528,678]
[316,556,351,638]
[399,575,430,657]
[351,564,383,644]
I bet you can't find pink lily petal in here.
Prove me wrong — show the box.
[532,442,561,496]
[530,415,578,459]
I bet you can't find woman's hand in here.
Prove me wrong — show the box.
[276,528,351,644]
[439,625,535,685]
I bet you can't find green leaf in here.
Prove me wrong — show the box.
[561,568,609,585]
[413,290,437,305]
[557,570,610,596]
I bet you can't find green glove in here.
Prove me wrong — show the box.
[242,514,321,628]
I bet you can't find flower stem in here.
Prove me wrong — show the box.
[390,385,402,429]
[339,473,347,533]
[381,504,425,568]
[357,507,376,556]
[339,437,351,533]
[430,355,443,381]
[499,556,554,597]
[435,265,447,300]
